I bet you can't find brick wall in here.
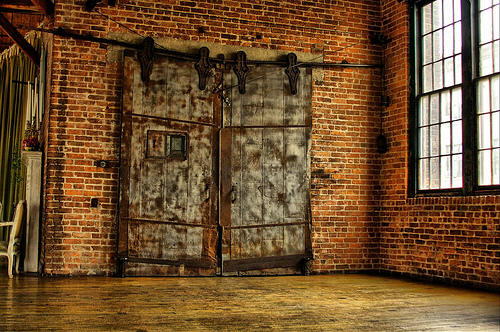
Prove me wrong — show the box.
[40,0,499,289]
[379,0,500,290]
[42,0,383,275]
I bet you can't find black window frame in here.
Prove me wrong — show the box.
[409,0,500,197]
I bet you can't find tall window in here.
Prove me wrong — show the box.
[477,0,500,186]
[411,0,500,194]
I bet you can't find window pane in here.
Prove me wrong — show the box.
[494,40,499,72]
[454,0,461,22]
[493,148,500,184]
[430,93,440,123]
[478,78,491,114]
[430,157,440,188]
[433,61,443,89]
[430,124,440,156]
[423,34,433,64]
[451,87,462,119]
[492,75,499,111]
[454,22,462,54]
[433,30,443,61]
[441,156,451,188]
[480,8,493,44]
[480,43,493,76]
[420,127,430,157]
[479,150,492,185]
[480,0,492,10]
[444,57,454,86]
[419,96,429,125]
[454,55,462,83]
[420,159,430,189]
[452,120,462,153]
[441,90,451,120]
[433,0,442,30]
[423,64,433,93]
[443,0,453,25]
[443,25,454,57]
[441,122,451,154]
[452,154,463,187]
[422,4,433,35]
[494,5,499,39]
[479,113,492,149]
[492,112,499,147]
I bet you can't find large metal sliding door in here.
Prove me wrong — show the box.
[119,53,311,276]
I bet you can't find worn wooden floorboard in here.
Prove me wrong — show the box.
[0,273,498,331]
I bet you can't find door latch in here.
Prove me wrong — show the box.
[230,185,237,203]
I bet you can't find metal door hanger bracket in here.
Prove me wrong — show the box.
[233,51,249,94]
[138,36,155,83]
[195,47,212,91]
[285,53,300,95]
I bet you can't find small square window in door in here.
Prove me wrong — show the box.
[168,134,187,159]
[146,130,187,159]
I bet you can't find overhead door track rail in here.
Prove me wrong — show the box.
[37,27,382,69]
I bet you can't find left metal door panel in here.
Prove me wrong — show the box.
[119,54,219,276]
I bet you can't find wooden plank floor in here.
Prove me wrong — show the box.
[0,273,498,331]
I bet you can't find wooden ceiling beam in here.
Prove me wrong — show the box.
[0,8,40,14]
[0,0,36,12]
[0,13,39,67]
[29,0,53,16]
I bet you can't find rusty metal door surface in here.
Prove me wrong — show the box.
[119,54,311,276]
[220,65,312,275]
[119,54,219,276]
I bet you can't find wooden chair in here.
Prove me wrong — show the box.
[0,200,25,278]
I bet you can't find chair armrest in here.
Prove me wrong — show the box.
[0,221,14,227]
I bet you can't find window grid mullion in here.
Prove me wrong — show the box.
[462,0,475,193]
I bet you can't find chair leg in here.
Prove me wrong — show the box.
[7,254,13,278]
[15,254,20,274]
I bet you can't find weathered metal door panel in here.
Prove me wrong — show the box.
[221,65,312,275]
[119,54,219,276]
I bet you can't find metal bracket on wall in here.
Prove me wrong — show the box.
[195,47,212,91]
[285,53,300,95]
[138,37,155,83]
[233,51,250,94]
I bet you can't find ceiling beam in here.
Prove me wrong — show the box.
[0,8,40,14]
[29,0,53,16]
[0,13,39,67]
[0,0,36,12]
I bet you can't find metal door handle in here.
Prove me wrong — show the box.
[204,183,210,201]
[230,185,237,203]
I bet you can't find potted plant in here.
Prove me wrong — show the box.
[22,120,40,151]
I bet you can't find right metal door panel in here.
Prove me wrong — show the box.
[221,65,312,274]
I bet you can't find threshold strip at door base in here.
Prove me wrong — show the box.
[121,256,216,269]
[223,221,309,230]
[223,254,308,273]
